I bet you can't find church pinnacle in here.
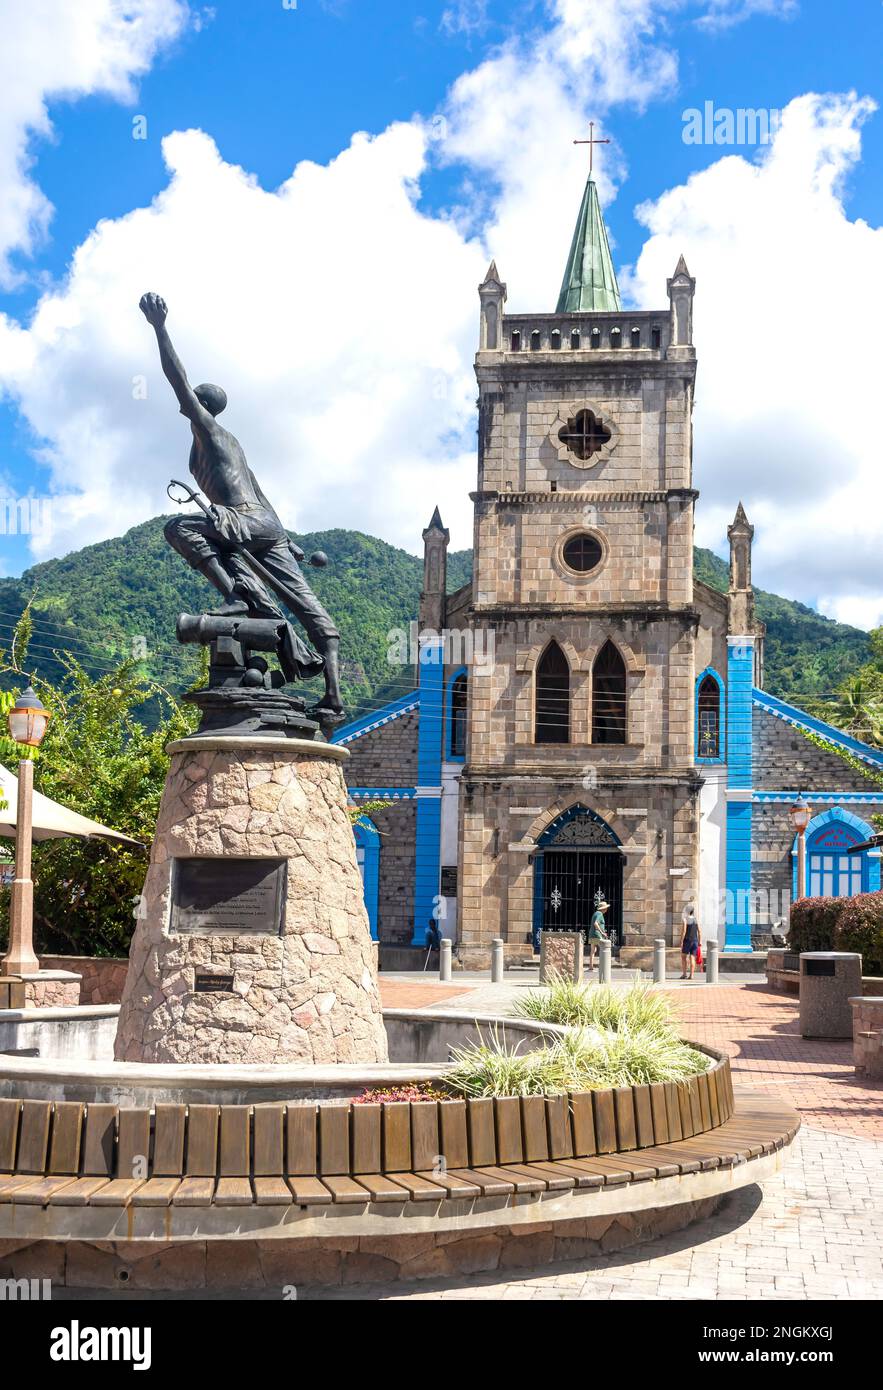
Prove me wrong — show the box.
[556,123,622,314]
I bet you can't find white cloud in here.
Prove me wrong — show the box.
[0,124,484,559]
[627,91,883,628]
[0,0,879,635]
[0,0,190,287]
[695,0,798,31]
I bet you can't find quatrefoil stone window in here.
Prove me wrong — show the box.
[550,402,618,469]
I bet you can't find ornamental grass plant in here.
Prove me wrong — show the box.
[511,976,679,1037]
[445,1024,710,1098]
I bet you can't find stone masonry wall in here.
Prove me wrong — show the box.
[751,708,883,927]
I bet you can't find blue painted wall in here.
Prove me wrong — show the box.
[413,638,445,945]
[725,638,754,952]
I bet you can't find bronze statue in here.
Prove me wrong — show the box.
[139,292,343,725]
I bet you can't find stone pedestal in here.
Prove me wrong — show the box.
[114,735,388,1065]
[539,931,583,983]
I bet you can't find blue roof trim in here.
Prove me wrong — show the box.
[752,688,883,771]
[753,791,883,804]
[331,691,420,746]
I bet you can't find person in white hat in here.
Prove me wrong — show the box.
[587,889,610,971]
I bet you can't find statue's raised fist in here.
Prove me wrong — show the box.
[139,292,168,327]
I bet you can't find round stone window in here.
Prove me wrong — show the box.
[561,533,603,574]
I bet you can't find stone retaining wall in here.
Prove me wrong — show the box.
[41,957,128,1006]
[850,996,883,1079]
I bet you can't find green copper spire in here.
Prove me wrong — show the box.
[556,177,622,314]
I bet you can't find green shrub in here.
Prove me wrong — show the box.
[835,892,883,975]
[789,891,883,974]
[445,1024,709,1098]
[787,897,842,956]
[512,977,679,1037]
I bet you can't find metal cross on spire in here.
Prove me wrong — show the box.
[573,121,610,177]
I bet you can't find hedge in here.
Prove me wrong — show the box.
[789,891,883,976]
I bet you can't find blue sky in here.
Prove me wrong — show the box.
[0,0,881,626]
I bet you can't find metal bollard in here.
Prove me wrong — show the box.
[491,938,504,984]
[439,938,452,982]
[599,939,612,984]
[705,939,719,985]
[653,939,666,984]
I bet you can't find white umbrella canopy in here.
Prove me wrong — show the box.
[0,763,140,844]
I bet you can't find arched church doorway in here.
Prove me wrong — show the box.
[532,806,624,953]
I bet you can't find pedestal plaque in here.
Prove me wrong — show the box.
[171,857,286,936]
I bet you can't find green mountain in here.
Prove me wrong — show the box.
[0,517,869,720]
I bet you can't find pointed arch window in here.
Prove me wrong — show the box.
[592,640,627,744]
[449,672,468,759]
[535,642,570,744]
[697,674,721,759]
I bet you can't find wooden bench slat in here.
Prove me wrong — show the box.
[0,1174,37,1199]
[524,1159,595,1190]
[16,1101,52,1173]
[438,1101,469,1169]
[569,1092,596,1156]
[151,1105,185,1176]
[287,1175,333,1205]
[558,1155,632,1185]
[414,1169,481,1198]
[351,1173,410,1202]
[253,1176,293,1205]
[171,1177,216,1207]
[494,1097,523,1164]
[130,1177,182,1206]
[410,1102,440,1172]
[117,1109,150,1182]
[220,1106,250,1177]
[613,1088,637,1151]
[545,1096,573,1159]
[592,1090,617,1154]
[90,1179,146,1207]
[633,1142,702,1175]
[688,1078,703,1135]
[185,1105,219,1177]
[286,1105,317,1176]
[697,1073,713,1131]
[253,1105,284,1177]
[665,1082,683,1141]
[351,1104,381,1175]
[649,1082,669,1144]
[50,1177,111,1205]
[11,1176,78,1204]
[520,1096,548,1162]
[381,1171,445,1201]
[633,1085,655,1148]
[445,1166,519,1196]
[382,1103,411,1172]
[706,1069,722,1128]
[318,1106,350,1177]
[677,1083,694,1138]
[48,1103,84,1175]
[466,1098,496,1168]
[214,1177,253,1205]
[0,1100,20,1171]
[321,1175,371,1204]
[586,1153,654,1183]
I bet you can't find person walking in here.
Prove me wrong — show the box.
[680,905,702,980]
[587,890,610,972]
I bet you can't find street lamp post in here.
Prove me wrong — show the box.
[2,680,51,978]
[790,794,811,905]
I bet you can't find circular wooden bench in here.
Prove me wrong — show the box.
[0,1053,800,1287]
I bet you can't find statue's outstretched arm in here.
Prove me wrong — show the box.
[139,293,208,424]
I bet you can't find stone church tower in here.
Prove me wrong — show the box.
[457,173,701,967]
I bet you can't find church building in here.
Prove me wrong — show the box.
[334,170,883,969]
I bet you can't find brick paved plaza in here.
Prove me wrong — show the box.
[363,973,883,1302]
